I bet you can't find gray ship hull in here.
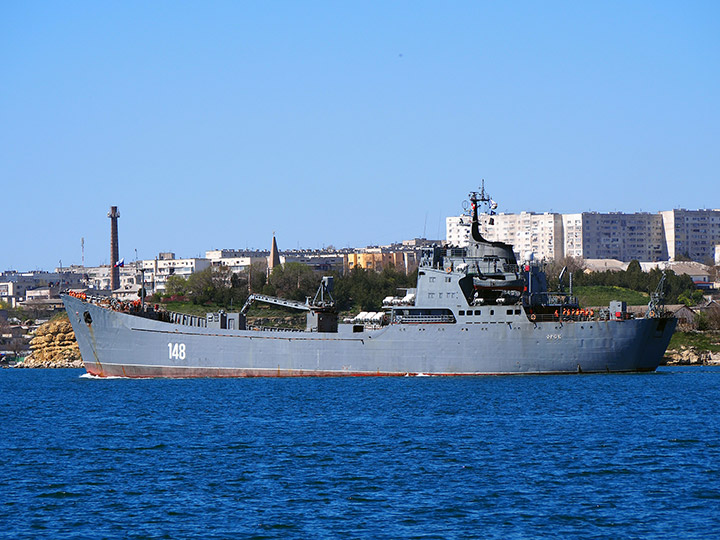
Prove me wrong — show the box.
[63,295,676,378]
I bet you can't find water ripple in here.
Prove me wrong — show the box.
[1,367,720,539]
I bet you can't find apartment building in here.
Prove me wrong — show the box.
[447,208,720,263]
[447,212,564,261]
[660,209,720,263]
[563,212,668,262]
[446,216,471,247]
[488,212,564,261]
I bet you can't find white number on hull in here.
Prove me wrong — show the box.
[168,343,186,360]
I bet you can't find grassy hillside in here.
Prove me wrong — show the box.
[574,286,650,307]
[668,331,720,352]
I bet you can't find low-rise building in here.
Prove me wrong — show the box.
[281,251,346,273]
[346,241,428,274]
[205,249,270,274]
[583,259,629,273]
[0,270,85,307]
[640,262,714,290]
[209,239,430,277]
[113,283,145,301]
[140,253,212,293]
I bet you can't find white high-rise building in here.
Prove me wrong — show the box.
[660,209,720,263]
[483,212,564,261]
[446,212,564,261]
[563,212,667,261]
[445,215,471,247]
[447,208,720,263]
[562,213,583,259]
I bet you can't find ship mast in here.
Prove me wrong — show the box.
[468,179,498,243]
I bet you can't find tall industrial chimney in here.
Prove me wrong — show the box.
[108,206,120,291]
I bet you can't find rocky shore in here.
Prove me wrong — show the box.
[663,347,720,366]
[17,315,83,369]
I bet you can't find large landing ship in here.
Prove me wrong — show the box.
[62,186,676,378]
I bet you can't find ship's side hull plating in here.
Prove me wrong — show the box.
[63,296,676,378]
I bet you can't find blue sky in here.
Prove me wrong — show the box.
[2,1,718,271]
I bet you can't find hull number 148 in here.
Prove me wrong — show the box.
[168,343,186,360]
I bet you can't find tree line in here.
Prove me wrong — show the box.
[544,257,700,305]
[155,263,417,313]
[155,256,703,313]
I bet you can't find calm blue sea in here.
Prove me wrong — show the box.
[1,367,719,539]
